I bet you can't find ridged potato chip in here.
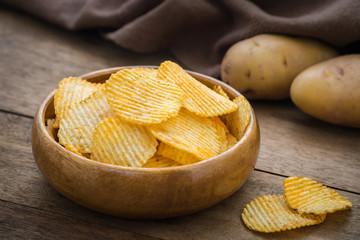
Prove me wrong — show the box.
[148,108,222,160]
[55,62,251,167]
[58,88,113,154]
[283,176,353,215]
[54,77,103,128]
[242,195,326,233]
[221,95,251,140]
[213,85,230,99]
[156,142,201,165]
[225,132,238,150]
[105,68,183,125]
[156,117,229,164]
[157,61,238,117]
[132,67,158,78]
[212,117,228,153]
[143,155,182,168]
[91,116,158,167]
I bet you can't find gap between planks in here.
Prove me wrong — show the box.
[255,169,360,195]
[0,109,34,119]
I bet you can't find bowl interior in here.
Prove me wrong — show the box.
[42,66,253,170]
[34,66,259,219]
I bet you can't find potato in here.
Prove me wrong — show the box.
[290,54,360,128]
[221,34,338,100]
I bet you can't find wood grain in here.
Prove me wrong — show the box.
[0,5,359,195]
[0,5,176,117]
[1,4,360,239]
[252,100,360,192]
[31,70,260,219]
[0,200,160,240]
[0,112,359,239]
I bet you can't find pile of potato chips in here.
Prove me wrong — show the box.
[242,176,353,233]
[47,61,252,168]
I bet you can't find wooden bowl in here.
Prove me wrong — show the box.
[31,67,260,219]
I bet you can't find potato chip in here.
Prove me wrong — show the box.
[225,132,238,150]
[212,117,228,153]
[156,142,201,165]
[132,67,158,78]
[105,68,183,125]
[157,61,238,117]
[91,116,158,167]
[58,88,114,154]
[221,95,251,140]
[242,195,326,233]
[148,108,222,160]
[143,155,182,168]
[54,77,102,128]
[213,85,230,99]
[283,176,353,215]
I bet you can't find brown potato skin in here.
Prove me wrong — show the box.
[290,54,360,128]
[221,34,338,100]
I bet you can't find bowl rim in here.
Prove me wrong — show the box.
[36,66,256,172]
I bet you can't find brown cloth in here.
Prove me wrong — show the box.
[2,0,360,76]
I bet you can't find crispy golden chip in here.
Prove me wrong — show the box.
[157,142,201,165]
[242,195,326,233]
[283,176,353,215]
[213,85,230,99]
[105,68,183,125]
[91,116,158,167]
[148,108,222,160]
[58,88,114,154]
[132,67,158,78]
[221,95,251,140]
[143,155,182,168]
[234,96,251,138]
[212,117,228,153]
[225,132,238,150]
[157,61,238,117]
[54,77,102,128]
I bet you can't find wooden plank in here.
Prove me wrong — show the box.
[1,5,359,194]
[0,200,160,240]
[252,100,360,192]
[2,101,358,196]
[0,112,359,240]
[0,5,176,117]
[1,4,359,239]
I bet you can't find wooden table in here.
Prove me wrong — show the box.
[1,5,359,240]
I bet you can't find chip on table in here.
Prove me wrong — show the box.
[242,195,326,233]
[283,176,353,215]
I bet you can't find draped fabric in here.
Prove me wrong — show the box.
[3,0,359,76]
